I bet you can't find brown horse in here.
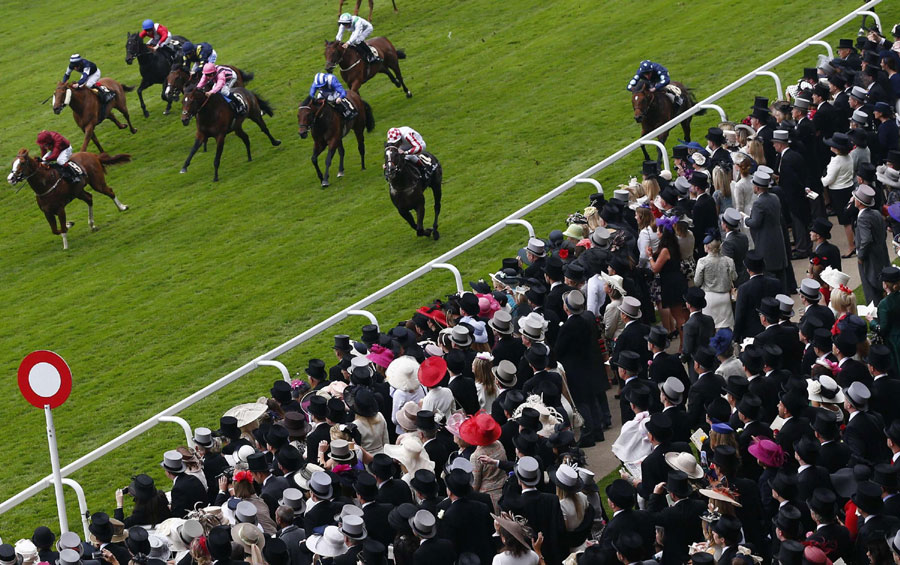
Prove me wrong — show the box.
[180,87,281,182]
[384,145,441,240]
[7,149,130,250]
[324,39,411,96]
[164,65,252,103]
[631,79,703,161]
[52,80,138,152]
[297,91,374,187]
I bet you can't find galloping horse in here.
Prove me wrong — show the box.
[297,91,374,187]
[7,149,130,249]
[125,32,188,117]
[631,79,703,161]
[324,39,411,96]
[52,80,137,152]
[383,145,441,240]
[164,65,252,103]
[180,87,281,182]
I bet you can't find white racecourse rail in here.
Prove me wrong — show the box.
[0,0,884,525]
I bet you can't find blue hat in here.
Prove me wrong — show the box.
[142,19,154,30]
[182,41,194,54]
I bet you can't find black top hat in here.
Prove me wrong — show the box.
[886,420,900,444]
[445,468,473,496]
[673,145,689,160]
[353,471,379,500]
[778,540,804,565]
[415,410,437,431]
[647,325,669,349]
[665,469,692,498]
[207,526,233,561]
[769,471,798,499]
[642,160,660,177]
[739,348,763,375]
[828,74,847,89]
[617,350,641,374]
[612,531,643,560]
[388,503,418,533]
[684,287,707,309]
[706,397,731,425]
[837,38,857,50]
[548,429,576,449]
[779,388,808,417]
[333,334,352,353]
[794,436,820,464]
[307,394,327,419]
[305,359,327,381]
[830,467,858,499]
[751,96,770,110]
[369,453,397,481]
[32,526,55,549]
[859,161,877,182]
[853,481,885,514]
[283,411,310,438]
[125,526,151,556]
[774,504,803,537]
[564,263,586,283]
[502,389,526,414]
[88,512,114,542]
[809,217,832,239]
[811,329,832,352]
[410,469,437,496]
[625,382,651,410]
[712,515,743,541]
[271,381,292,403]
[690,171,709,191]
[605,479,636,509]
[128,474,157,502]
[757,297,781,320]
[866,344,892,372]
[874,463,899,491]
[693,346,719,371]
[247,451,268,472]
[326,397,348,423]
[525,342,550,370]
[353,387,379,418]
[458,293,479,316]
[645,412,672,441]
[761,344,783,369]
[800,314,825,339]
[882,266,900,283]
[751,107,770,122]
[267,424,289,450]
[706,127,726,145]
[501,257,521,273]
[513,428,540,456]
[445,349,466,375]
[744,249,765,273]
[724,375,749,399]
[276,445,303,472]
[832,331,857,357]
[609,254,633,276]
[262,538,289,565]
[812,408,839,439]
[737,393,762,420]
[358,540,387,565]
[217,416,241,440]
[543,255,564,281]
[691,553,714,565]
[807,487,837,517]
[360,324,380,345]
[517,407,542,433]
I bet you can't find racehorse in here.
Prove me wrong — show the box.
[297,91,374,187]
[338,0,398,21]
[383,145,441,240]
[7,149,130,250]
[52,80,138,152]
[125,31,188,117]
[180,87,282,182]
[324,39,411,96]
[164,65,253,103]
[631,79,703,161]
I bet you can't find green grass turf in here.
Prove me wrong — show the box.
[0,0,895,536]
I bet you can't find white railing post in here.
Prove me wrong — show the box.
[157,416,193,447]
[806,40,834,60]
[504,219,535,240]
[574,178,603,195]
[257,360,291,383]
[346,310,379,329]
[431,263,464,294]
[857,10,881,33]
[60,478,90,540]
[754,71,784,101]
[698,104,727,122]
[638,140,670,172]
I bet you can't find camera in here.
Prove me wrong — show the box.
[217,467,234,481]
[120,486,131,496]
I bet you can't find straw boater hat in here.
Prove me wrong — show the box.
[223,402,268,428]
[383,435,435,475]
[386,356,422,393]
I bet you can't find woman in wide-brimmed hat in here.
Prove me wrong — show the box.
[459,412,506,510]
[386,355,425,436]
[491,511,541,565]
[383,435,435,485]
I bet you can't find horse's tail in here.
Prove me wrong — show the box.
[363,101,375,132]
[254,92,275,117]
[397,49,407,60]
[121,84,135,92]
[98,153,132,170]
[239,69,254,83]
[685,87,705,115]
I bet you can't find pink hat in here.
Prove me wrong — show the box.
[477,294,500,318]
[366,344,394,369]
[747,437,785,467]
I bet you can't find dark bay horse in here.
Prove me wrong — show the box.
[324,39,411,96]
[53,80,137,152]
[126,32,188,117]
[7,149,130,249]
[297,91,374,187]
[384,145,441,240]
[631,79,703,161]
[180,87,281,181]
[164,65,252,103]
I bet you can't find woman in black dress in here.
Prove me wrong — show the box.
[647,217,689,350]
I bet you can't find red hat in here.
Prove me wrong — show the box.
[803,546,832,565]
[747,437,785,468]
[416,306,447,327]
[418,356,447,387]
[459,412,501,446]
[36,130,52,144]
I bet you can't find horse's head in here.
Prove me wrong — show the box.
[297,96,324,139]
[631,79,653,123]
[165,67,187,101]
[52,82,71,115]
[125,32,143,65]
[7,149,34,186]
[181,87,205,125]
[324,40,345,73]
[384,144,403,181]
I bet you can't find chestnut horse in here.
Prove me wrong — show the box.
[297,91,374,187]
[7,149,130,250]
[180,87,281,182]
[384,145,441,240]
[164,65,252,103]
[52,80,138,152]
[631,79,703,161]
[324,39,411,96]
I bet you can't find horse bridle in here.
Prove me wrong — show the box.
[326,46,362,73]
[182,90,211,120]
[297,99,325,133]
[634,88,656,120]
[384,146,403,180]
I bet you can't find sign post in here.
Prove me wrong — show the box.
[18,350,73,534]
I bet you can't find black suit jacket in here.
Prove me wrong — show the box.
[856,514,900,565]
[278,525,309,565]
[201,453,231,504]
[448,375,480,416]
[412,538,456,565]
[555,312,597,397]
[734,274,782,340]
[797,465,831,500]
[845,410,890,465]
[807,522,853,563]
[709,146,731,170]
[687,372,725,431]
[545,283,574,325]
[819,439,851,473]
[872,376,900,427]
[597,508,656,564]
[438,497,495,564]
[682,311,715,362]
[613,321,651,378]
[304,499,336,533]
[376,478,414,506]
[649,352,690,390]
[748,374,779,424]
[648,495,706,565]
[835,358,872,390]
[333,545,363,565]
[306,422,332,465]
[801,303,835,329]
[361,501,394,547]
[169,474,207,518]
[639,443,674,501]
[722,230,750,285]
[492,336,526,369]
[664,405,692,445]
[776,417,812,460]
[691,193,718,256]
[261,475,290,519]
[738,420,773,479]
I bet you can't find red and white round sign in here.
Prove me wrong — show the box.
[18,350,72,409]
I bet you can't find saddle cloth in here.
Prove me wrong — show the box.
[664,84,682,97]
[367,44,380,59]
[233,92,248,110]
[67,161,84,176]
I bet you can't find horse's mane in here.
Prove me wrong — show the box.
[634,78,650,92]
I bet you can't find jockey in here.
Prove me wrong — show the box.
[386,126,436,178]
[197,63,244,114]
[627,60,682,106]
[36,130,80,183]
[62,54,114,102]
[139,19,179,59]
[336,12,380,63]
[180,41,217,76]
[309,72,357,119]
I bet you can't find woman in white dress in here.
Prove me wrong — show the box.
[731,152,756,249]
[694,236,736,329]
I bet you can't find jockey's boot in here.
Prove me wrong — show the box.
[341,99,358,120]
[97,85,115,103]
[229,94,247,116]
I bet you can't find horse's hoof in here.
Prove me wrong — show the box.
[213,177,219,183]
[180,168,187,174]
[66,221,75,228]
[432,230,440,241]
[423,228,433,236]
[142,111,150,118]
[91,225,98,232]
[406,91,413,98]
[321,180,330,187]
[272,139,282,146]
[416,230,425,237]
[163,110,169,116]
[119,205,129,211]
[337,171,345,178]
[130,128,137,134]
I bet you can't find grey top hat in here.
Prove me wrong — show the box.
[309,471,334,499]
[845,381,871,409]
[850,86,868,102]
[720,207,742,227]
[590,226,611,247]
[674,176,691,196]
[852,109,869,124]
[514,456,541,486]
[148,535,169,560]
[772,129,790,143]
[618,296,641,319]
[450,326,472,347]
[751,170,771,188]
[489,310,513,334]
[526,238,546,258]
[793,96,811,110]
[179,520,204,546]
[409,510,437,539]
[492,360,518,388]
[161,450,185,474]
[193,427,214,447]
[660,376,685,404]
[775,294,794,316]
[613,189,631,202]
[235,500,258,525]
[55,533,82,557]
[517,313,547,341]
[563,290,585,314]
[798,279,822,302]
[278,488,306,511]
[341,515,367,540]
[853,184,876,207]
[57,549,81,565]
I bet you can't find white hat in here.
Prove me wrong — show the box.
[877,166,900,189]
[665,451,704,479]
[820,267,850,290]
[600,272,626,296]
[148,535,169,560]
[14,540,37,565]
[231,523,265,553]
[517,312,548,341]
[807,375,845,404]
[383,435,435,475]
[385,355,421,392]
[305,526,347,557]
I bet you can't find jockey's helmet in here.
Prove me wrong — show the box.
[37,131,52,145]
[202,63,217,75]
[386,128,402,144]
[69,53,82,64]
[339,13,352,25]
[182,41,194,55]
[142,19,154,31]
